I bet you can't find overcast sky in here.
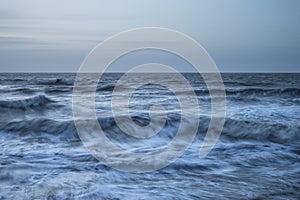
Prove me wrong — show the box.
[0,0,299,72]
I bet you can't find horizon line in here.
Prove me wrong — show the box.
[0,71,299,74]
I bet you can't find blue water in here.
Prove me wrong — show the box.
[0,73,299,199]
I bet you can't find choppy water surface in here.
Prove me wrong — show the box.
[0,73,299,199]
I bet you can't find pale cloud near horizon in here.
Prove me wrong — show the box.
[0,0,299,72]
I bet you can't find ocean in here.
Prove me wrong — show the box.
[0,73,299,199]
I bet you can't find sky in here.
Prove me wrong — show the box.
[0,0,299,72]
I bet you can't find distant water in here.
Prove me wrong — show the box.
[0,73,299,199]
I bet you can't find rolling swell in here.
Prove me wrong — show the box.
[1,115,298,144]
[0,94,53,109]
[222,118,300,143]
[0,118,76,138]
[35,78,74,85]
[193,87,300,98]
[226,87,300,97]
